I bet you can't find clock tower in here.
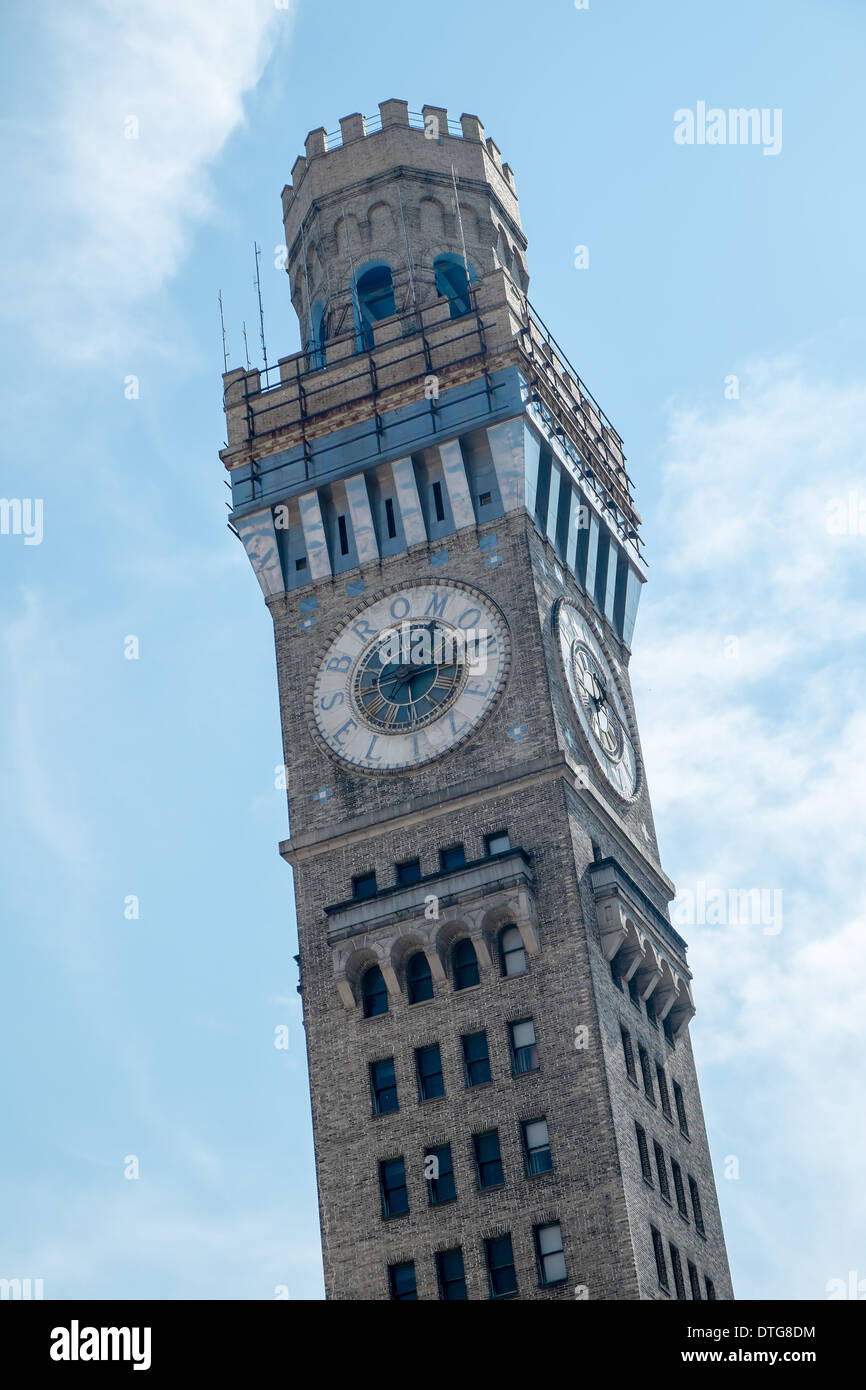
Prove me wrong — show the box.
[221,99,733,1301]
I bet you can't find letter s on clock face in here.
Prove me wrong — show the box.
[554,599,640,801]
[310,581,510,772]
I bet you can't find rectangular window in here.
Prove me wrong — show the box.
[509,1018,539,1075]
[656,1065,672,1120]
[439,843,466,872]
[688,1260,702,1300]
[485,830,510,856]
[461,1030,491,1087]
[689,1175,706,1236]
[621,1027,637,1083]
[388,1260,417,1300]
[396,857,422,885]
[523,1118,553,1176]
[415,1044,445,1101]
[534,1222,567,1285]
[669,1243,687,1300]
[479,491,492,506]
[369,1058,398,1115]
[705,1275,717,1301]
[654,1141,671,1202]
[337,513,349,555]
[379,1158,408,1218]
[651,1225,669,1291]
[484,1233,517,1299]
[425,1143,456,1205]
[432,480,445,523]
[635,1122,652,1184]
[473,1129,504,1189]
[673,1080,689,1137]
[295,555,307,571]
[672,1158,688,1220]
[385,497,397,539]
[352,870,377,900]
[436,1247,467,1301]
[639,1045,655,1103]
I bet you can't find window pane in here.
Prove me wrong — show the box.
[525,1120,549,1150]
[512,1020,535,1049]
[538,1223,562,1256]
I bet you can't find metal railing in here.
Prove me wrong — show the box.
[323,109,466,151]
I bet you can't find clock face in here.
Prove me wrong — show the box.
[554,599,639,801]
[310,581,510,772]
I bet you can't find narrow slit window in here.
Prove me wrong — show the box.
[432,480,445,522]
[337,514,349,555]
[384,497,397,539]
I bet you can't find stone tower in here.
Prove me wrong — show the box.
[220,99,733,1302]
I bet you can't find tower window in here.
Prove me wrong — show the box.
[436,1247,467,1301]
[384,496,397,539]
[451,938,479,991]
[673,1080,689,1137]
[415,1043,444,1101]
[353,871,377,900]
[523,1118,553,1176]
[485,830,510,856]
[439,843,466,872]
[635,1122,652,1185]
[638,1045,655,1103]
[646,992,659,1029]
[509,1017,539,1075]
[628,973,642,1009]
[498,925,527,978]
[355,262,396,349]
[396,858,422,885]
[474,1129,504,1190]
[388,1260,417,1300]
[337,513,349,555]
[369,1058,398,1115]
[669,1243,687,1300]
[688,1174,706,1236]
[664,1012,677,1047]
[534,1222,567,1286]
[654,1141,671,1202]
[651,1226,669,1291]
[433,253,476,319]
[705,1275,717,1301]
[362,966,388,1018]
[656,1065,672,1120]
[461,1030,491,1088]
[688,1260,702,1299]
[425,1143,456,1205]
[379,1157,408,1218]
[406,951,434,1005]
[479,491,492,507]
[621,1026,637,1083]
[672,1159,688,1220]
[432,480,445,522]
[484,1233,517,1299]
[295,556,307,571]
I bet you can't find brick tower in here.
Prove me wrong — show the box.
[220,99,733,1302]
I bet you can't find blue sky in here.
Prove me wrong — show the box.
[1,0,864,1300]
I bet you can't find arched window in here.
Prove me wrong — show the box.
[498,925,526,978]
[354,262,396,350]
[433,253,476,319]
[407,951,434,1004]
[362,965,388,1017]
[309,301,326,371]
[452,938,480,991]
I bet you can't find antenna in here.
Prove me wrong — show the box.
[397,183,417,308]
[253,242,269,374]
[242,321,252,370]
[218,290,229,372]
[451,165,471,286]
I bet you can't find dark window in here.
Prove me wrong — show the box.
[498,924,526,977]
[509,1018,539,1075]
[388,1260,417,1300]
[689,1175,705,1236]
[639,1046,655,1103]
[651,1225,669,1291]
[433,254,474,319]
[356,263,396,348]
[295,556,307,571]
[673,1081,689,1137]
[425,1143,456,1205]
[353,871,377,899]
[669,1243,687,1300]
[672,1159,688,1220]
[654,1141,671,1201]
[628,973,642,1009]
[436,1247,467,1300]
[646,992,659,1029]
[369,1058,398,1115]
[705,1275,717,1301]
[621,1027,637,1083]
[664,1013,676,1047]
[396,857,422,885]
[415,1044,444,1101]
[432,480,445,522]
[484,1233,517,1299]
[523,1118,553,1176]
[407,951,434,1004]
[610,955,624,991]
[473,1129,504,1189]
[362,966,388,1018]
[384,496,397,539]
[534,1222,566,1285]
[479,491,492,506]
[462,1030,491,1087]
[440,843,466,872]
[337,514,349,555]
[635,1122,652,1184]
[379,1158,408,1218]
[688,1260,702,1300]
[657,1065,672,1120]
[485,830,510,856]
[452,938,479,990]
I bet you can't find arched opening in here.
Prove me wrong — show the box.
[362,964,388,1017]
[451,938,480,991]
[407,951,434,1005]
[498,924,526,978]
[354,262,396,350]
[433,253,476,319]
